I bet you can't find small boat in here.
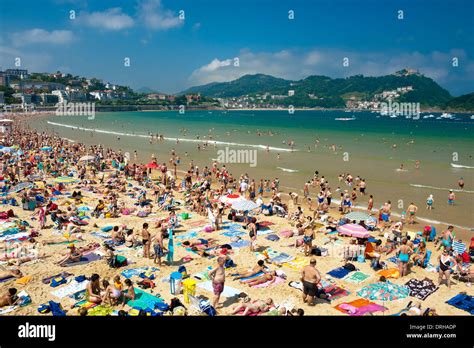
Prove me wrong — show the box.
[335,117,356,121]
[440,112,454,119]
[423,114,435,119]
[470,115,474,120]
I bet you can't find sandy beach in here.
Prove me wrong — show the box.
[0,113,472,317]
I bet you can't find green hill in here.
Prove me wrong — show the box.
[444,92,474,111]
[181,72,456,108]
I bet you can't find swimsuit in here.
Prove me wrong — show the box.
[399,253,409,263]
[303,236,313,244]
[302,281,318,297]
[439,256,450,272]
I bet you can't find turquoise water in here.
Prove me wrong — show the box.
[30,110,474,229]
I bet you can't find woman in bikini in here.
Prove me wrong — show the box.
[85,273,102,304]
[231,298,274,316]
[396,238,413,277]
[438,250,456,288]
[412,241,427,267]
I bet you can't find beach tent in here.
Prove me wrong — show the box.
[232,199,258,211]
[220,194,244,205]
[79,155,95,162]
[54,176,79,184]
[338,223,371,238]
[9,182,34,193]
[345,211,370,221]
[357,281,410,301]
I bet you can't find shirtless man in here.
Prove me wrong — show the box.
[209,257,226,309]
[301,258,323,305]
[448,190,456,205]
[406,203,418,224]
[233,260,266,280]
[152,228,167,266]
[0,288,19,307]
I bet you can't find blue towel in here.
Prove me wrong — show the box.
[327,267,350,279]
[229,240,250,248]
[221,230,246,238]
[101,226,114,232]
[446,293,474,314]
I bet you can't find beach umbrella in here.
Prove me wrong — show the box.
[54,176,79,184]
[146,162,159,169]
[337,223,371,238]
[8,182,34,193]
[231,199,258,211]
[220,194,244,205]
[79,155,95,162]
[345,211,370,221]
[41,146,52,151]
[357,281,410,301]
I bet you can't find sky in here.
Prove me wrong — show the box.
[0,0,473,95]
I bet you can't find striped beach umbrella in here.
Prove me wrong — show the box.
[337,223,371,238]
[357,281,410,301]
[54,176,79,184]
[232,199,258,211]
[220,194,244,205]
[345,211,370,221]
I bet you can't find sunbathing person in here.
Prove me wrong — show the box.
[56,244,83,266]
[233,260,266,280]
[0,288,19,308]
[231,298,274,315]
[240,271,277,287]
[182,238,211,247]
[0,268,23,280]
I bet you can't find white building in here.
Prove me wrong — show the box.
[288,90,295,97]
[52,90,70,103]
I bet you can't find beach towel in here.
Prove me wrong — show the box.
[258,221,274,228]
[62,252,102,267]
[0,306,17,315]
[87,305,114,316]
[0,275,14,283]
[335,298,387,316]
[281,257,307,271]
[221,230,246,238]
[387,256,399,264]
[186,220,207,228]
[42,272,74,285]
[90,231,111,240]
[121,267,159,279]
[229,239,250,248]
[377,268,400,279]
[174,231,198,240]
[323,285,350,301]
[257,229,274,236]
[192,271,210,281]
[51,280,87,298]
[235,271,264,281]
[269,252,294,264]
[327,267,351,279]
[15,275,32,285]
[101,226,114,232]
[446,293,474,315]
[73,299,98,310]
[197,281,241,298]
[452,240,467,255]
[265,234,280,242]
[251,276,285,288]
[125,288,164,311]
[404,278,439,301]
[344,271,370,284]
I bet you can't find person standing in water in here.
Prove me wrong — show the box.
[406,203,418,224]
[426,194,434,210]
[458,177,464,190]
[448,190,456,205]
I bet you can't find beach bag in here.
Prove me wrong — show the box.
[181,213,189,220]
[311,248,322,256]
[225,259,236,268]
[178,266,187,277]
[75,275,87,283]
[199,301,216,316]
[50,276,67,287]
[37,304,51,314]
[357,254,365,263]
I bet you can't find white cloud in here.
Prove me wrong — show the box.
[188,48,473,92]
[138,0,183,30]
[11,29,73,47]
[79,8,134,31]
[0,45,53,71]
